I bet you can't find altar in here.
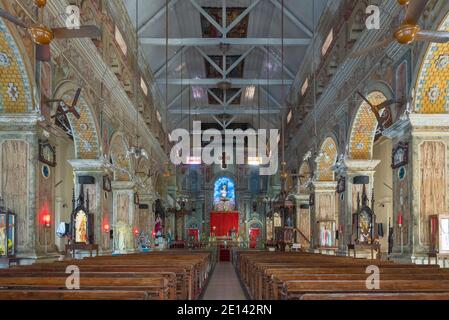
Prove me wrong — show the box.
[210,211,239,237]
[210,177,239,237]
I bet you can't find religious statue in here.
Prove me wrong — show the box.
[155,214,163,235]
[220,184,228,200]
[75,211,88,244]
[0,225,5,256]
[319,221,335,247]
[213,177,236,211]
[114,222,133,252]
[166,227,173,246]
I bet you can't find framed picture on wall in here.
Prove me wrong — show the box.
[38,140,56,167]
[103,175,112,192]
[336,176,346,193]
[134,193,140,205]
[392,142,409,169]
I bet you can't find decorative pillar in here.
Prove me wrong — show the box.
[68,159,104,252]
[0,114,40,260]
[111,181,136,254]
[340,159,380,253]
[138,193,156,236]
[294,194,311,249]
[394,114,449,263]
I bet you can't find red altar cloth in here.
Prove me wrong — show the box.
[210,211,239,237]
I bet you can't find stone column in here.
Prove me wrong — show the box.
[0,114,40,261]
[340,159,380,253]
[139,193,156,236]
[311,181,338,252]
[68,159,104,252]
[111,181,136,253]
[295,194,311,249]
[393,114,449,264]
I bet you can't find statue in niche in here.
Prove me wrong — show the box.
[213,177,236,211]
[220,184,228,200]
[75,210,88,244]
[155,214,163,236]
[114,222,132,252]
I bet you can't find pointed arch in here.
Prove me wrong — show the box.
[348,91,387,160]
[109,132,132,181]
[53,82,101,159]
[316,137,338,181]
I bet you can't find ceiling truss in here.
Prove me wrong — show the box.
[136,0,314,124]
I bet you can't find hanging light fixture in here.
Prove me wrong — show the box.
[162,0,172,179]
[127,0,149,164]
[279,0,288,186]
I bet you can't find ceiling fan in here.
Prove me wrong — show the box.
[356,91,396,132]
[0,0,101,61]
[48,88,82,119]
[350,0,449,58]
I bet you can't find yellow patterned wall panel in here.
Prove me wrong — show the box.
[63,93,100,160]
[349,91,387,160]
[415,14,449,114]
[0,19,32,113]
[110,133,131,181]
[317,137,337,181]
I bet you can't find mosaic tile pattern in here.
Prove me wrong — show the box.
[415,14,449,113]
[110,134,131,181]
[0,18,33,113]
[349,91,387,160]
[317,137,337,181]
[61,91,100,159]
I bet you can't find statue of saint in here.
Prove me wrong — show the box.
[220,184,228,200]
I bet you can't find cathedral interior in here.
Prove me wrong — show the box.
[0,0,449,302]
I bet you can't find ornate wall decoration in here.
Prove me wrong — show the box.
[391,142,409,169]
[0,52,9,67]
[435,54,449,70]
[0,17,33,113]
[38,140,56,167]
[415,14,449,113]
[109,133,132,181]
[348,91,388,160]
[316,137,338,181]
[419,141,446,245]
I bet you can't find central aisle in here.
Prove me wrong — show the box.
[202,262,247,300]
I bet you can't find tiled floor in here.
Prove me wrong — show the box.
[202,262,247,300]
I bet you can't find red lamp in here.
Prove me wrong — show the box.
[398,212,403,227]
[134,228,139,236]
[43,213,51,228]
[104,223,110,233]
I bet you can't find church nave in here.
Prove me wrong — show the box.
[0,0,448,305]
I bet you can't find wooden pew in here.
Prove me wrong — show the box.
[0,290,149,300]
[281,280,449,300]
[0,276,170,300]
[300,292,449,300]
[0,250,215,300]
[234,251,449,300]
[4,266,185,299]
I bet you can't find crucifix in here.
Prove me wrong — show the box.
[219,152,230,169]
